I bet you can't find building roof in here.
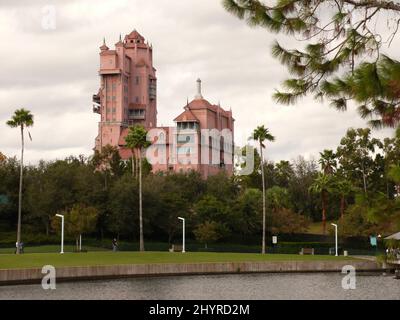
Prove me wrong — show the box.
[185,98,233,118]
[100,50,117,56]
[174,108,199,122]
[126,30,144,41]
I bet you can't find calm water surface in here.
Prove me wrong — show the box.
[0,273,399,300]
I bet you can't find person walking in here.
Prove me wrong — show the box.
[112,238,118,252]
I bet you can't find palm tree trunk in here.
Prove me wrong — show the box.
[260,141,266,254]
[16,125,24,254]
[139,149,144,252]
[131,155,135,178]
[136,157,139,180]
[361,162,367,195]
[322,191,327,235]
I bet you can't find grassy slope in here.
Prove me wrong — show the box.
[0,251,355,269]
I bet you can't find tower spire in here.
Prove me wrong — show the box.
[100,37,109,51]
[195,78,203,100]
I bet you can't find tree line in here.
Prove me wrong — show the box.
[1,126,400,248]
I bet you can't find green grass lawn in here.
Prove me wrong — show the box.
[0,251,355,270]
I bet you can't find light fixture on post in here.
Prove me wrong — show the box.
[178,217,186,253]
[55,214,64,254]
[331,223,338,256]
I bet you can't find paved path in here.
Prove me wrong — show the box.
[350,255,377,262]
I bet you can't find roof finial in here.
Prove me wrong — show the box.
[100,37,109,51]
[195,78,203,99]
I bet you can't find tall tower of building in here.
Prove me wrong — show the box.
[93,30,157,151]
[92,29,234,178]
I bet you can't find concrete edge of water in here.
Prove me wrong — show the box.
[0,259,391,286]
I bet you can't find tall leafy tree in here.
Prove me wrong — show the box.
[251,125,275,253]
[287,156,319,220]
[223,0,400,127]
[92,144,124,190]
[336,128,383,195]
[275,160,293,188]
[51,204,99,251]
[125,125,151,251]
[230,188,262,238]
[6,109,34,254]
[388,164,400,197]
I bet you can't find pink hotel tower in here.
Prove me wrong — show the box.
[93,30,234,178]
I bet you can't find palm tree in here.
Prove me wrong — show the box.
[6,109,34,254]
[309,173,332,235]
[318,149,337,175]
[125,125,150,252]
[251,125,275,254]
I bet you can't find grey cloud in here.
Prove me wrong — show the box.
[0,0,397,165]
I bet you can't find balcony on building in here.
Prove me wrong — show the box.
[128,109,145,120]
[176,121,199,131]
[149,76,157,101]
[92,93,101,114]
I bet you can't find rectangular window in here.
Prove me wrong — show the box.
[128,109,145,119]
[177,147,192,155]
[177,134,194,143]
[112,108,116,113]
[136,76,140,85]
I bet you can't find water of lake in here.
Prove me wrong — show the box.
[0,272,399,300]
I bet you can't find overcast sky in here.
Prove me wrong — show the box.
[0,0,396,164]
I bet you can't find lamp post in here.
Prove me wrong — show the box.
[178,217,185,253]
[331,223,338,256]
[55,214,64,254]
